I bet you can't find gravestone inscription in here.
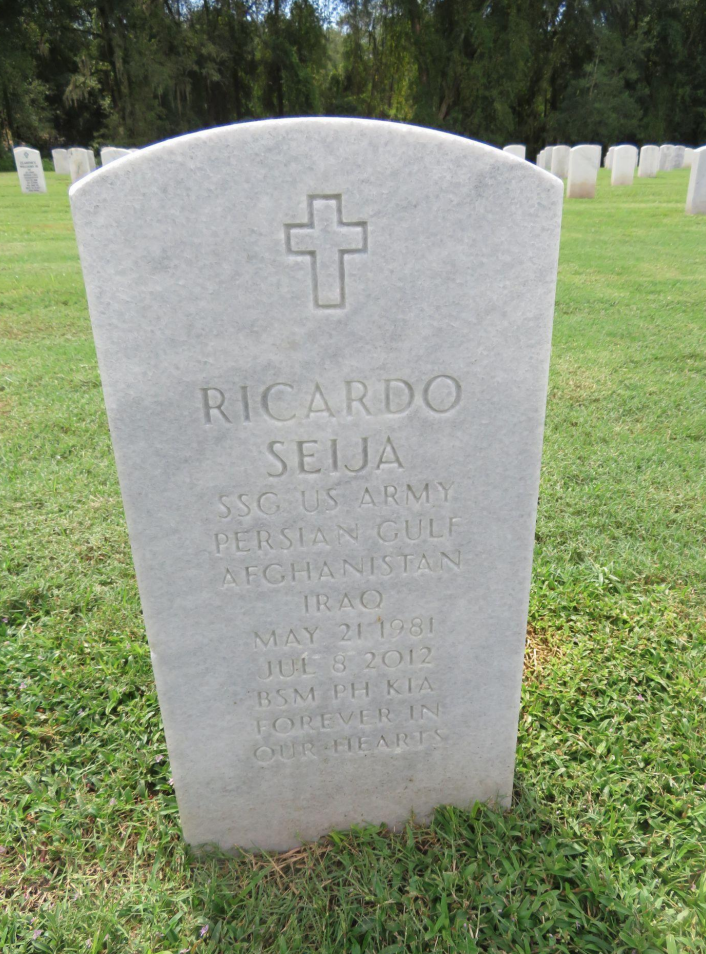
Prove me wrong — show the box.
[70,119,563,852]
[13,147,47,194]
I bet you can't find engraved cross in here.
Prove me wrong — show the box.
[285,195,368,309]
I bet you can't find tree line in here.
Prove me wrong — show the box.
[2,0,705,166]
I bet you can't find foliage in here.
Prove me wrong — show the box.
[2,1,706,157]
[1,168,706,951]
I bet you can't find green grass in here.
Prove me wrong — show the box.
[1,167,705,954]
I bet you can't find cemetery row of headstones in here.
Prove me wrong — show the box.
[531,141,705,213]
[11,144,136,193]
[12,137,706,215]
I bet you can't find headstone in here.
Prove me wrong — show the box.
[605,146,615,169]
[638,145,660,178]
[550,145,570,179]
[670,145,685,170]
[686,145,706,215]
[13,147,47,194]
[543,146,554,172]
[69,119,563,852]
[87,150,97,171]
[69,148,92,183]
[659,144,674,172]
[503,144,526,160]
[566,144,601,199]
[52,148,71,175]
[683,148,694,168]
[611,144,638,186]
[101,146,132,165]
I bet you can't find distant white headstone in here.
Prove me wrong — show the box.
[52,148,70,175]
[638,145,659,178]
[550,145,570,179]
[670,145,685,170]
[69,119,563,852]
[13,147,47,194]
[503,144,526,160]
[566,145,601,199]
[659,144,674,172]
[686,145,706,215]
[101,147,132,165]
[69,148,92,183]
[87,150,97,171]
[605,147,615,170]
[611,145,638,186]
[683,148,694,168]
[543,146,554,172]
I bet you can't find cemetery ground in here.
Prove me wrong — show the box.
[1,167,705,954]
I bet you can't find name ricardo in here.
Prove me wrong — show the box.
[198,375,462,478]
[198,375,462,426]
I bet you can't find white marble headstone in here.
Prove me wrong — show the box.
[605,147,614,169]
[659,144,674,172]
[543,146,554,172]
[638,145,660,178]
[503,144,526,160]
[101,147,132,165]
[70,119,563,852]
[611,144,638,186]
[550,145,570,179]
[566,145,601,198]
[683,148,694,169]
[69,148,92,183]
[686,146,706,215]
[13,147,47,194]
[52,148,70,175]
[670,145,685,170]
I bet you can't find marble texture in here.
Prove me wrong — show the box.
[611,145,638,186]
[52,148,70,175]
[566,145,601,199]
[503,144,526,160]
[638,145,660,178]
[13,147,47,194]
[550,145,570,179]
[686,146,706,215]
[70,119,563,852]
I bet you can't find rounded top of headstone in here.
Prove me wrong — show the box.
[70,118,563,201]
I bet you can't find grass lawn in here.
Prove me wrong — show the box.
[1,166,705,954]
